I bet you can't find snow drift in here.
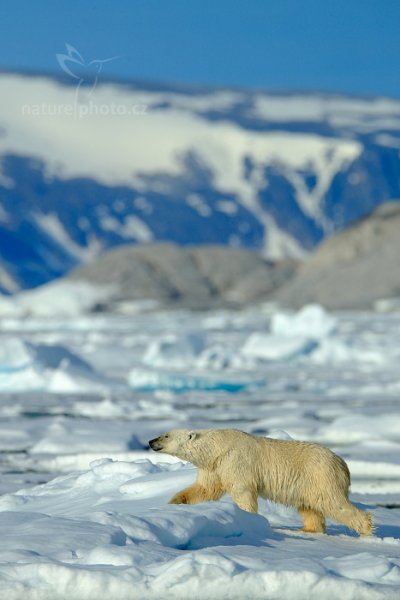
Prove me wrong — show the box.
[0,457,398,600]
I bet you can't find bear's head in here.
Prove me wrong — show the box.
[149,429,205,465]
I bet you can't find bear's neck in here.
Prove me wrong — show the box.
[182,445,219,470]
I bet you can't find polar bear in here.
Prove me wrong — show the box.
[149,428,373,536]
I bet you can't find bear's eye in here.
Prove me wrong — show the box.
[165,435,169,439]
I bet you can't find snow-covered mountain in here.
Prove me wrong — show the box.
[1,71,400,292]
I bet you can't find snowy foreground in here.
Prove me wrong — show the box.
[0,304,399,599]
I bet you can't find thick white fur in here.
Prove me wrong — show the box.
[150,428,373,536]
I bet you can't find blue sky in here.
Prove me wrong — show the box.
[1,0,399,97]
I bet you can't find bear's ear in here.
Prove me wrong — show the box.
[188,431,197,441]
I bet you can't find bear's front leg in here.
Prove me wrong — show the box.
[169,484,202,505]
[169,483,219,505]
[169,471,224,505]
[229,486,258,513]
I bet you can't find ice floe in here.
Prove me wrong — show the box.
[0,337,114,393]
[0,281,114,317]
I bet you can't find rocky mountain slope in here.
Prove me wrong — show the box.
[273,201,400,310]
[2,202,398,314]
[1,71,400,293]
[68,243,297,311]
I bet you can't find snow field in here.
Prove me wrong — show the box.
[0,458,399,600]
[0,302,399,598]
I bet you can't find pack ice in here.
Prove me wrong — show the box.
[0,299,399,599]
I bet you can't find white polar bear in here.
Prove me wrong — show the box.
[149,428,373,536]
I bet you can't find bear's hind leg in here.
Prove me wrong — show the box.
[327,502,373,536]
[299,508,326,534]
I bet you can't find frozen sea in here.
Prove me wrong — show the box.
[0,301,399,599]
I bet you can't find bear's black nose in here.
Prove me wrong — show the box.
[149,438,162,451]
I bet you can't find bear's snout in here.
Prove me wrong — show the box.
[149,437,163,451]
